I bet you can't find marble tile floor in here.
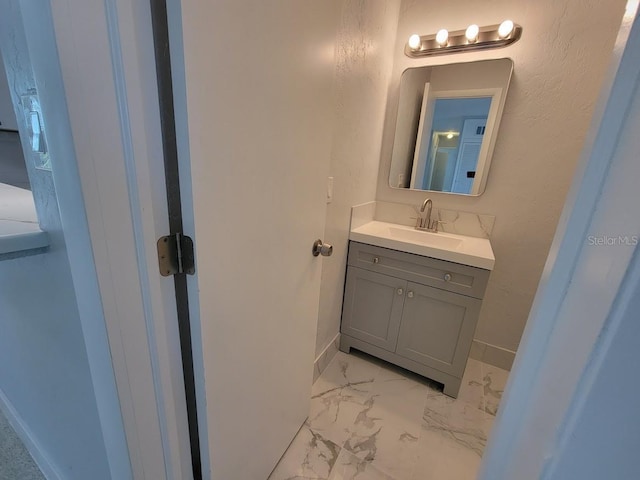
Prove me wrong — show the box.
[269,350,509,480]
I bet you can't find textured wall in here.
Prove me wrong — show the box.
[376,0,627,352]
[316,0,401,357]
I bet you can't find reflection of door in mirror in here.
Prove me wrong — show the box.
[412,96,491,193]
[451,118,487,193]
[424,132,459,191]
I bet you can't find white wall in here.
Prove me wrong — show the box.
[480,6,640,474]
[0,232,111,480]
[315,0,401,358]
[376,0,627,353]
[0,3,113,478]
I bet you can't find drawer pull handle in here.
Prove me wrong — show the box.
[397,288,404,296]
[407,291,414,298]
[373,257,380,264]
[443,273,452,282]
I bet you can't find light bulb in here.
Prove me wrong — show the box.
[498,19,514,39]
[465,24,479,42]
[435,29,449,46]
[408,34,421,50]
[446,133,454,139]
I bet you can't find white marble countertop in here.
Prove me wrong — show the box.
[350,220,495,270]
[0,183,48,255]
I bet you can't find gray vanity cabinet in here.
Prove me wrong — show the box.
[340,241,490,398]
[395,282,480,376]
[341,268,405,351]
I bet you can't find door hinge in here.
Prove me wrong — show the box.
[157,233,195,276]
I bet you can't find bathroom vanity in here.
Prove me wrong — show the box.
[340,220,494,397]
[343,57,508,397]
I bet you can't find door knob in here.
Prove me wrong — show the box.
[313,239,333,257]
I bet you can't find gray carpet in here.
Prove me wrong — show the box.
[0,407,45,480]
[0,130,30,190]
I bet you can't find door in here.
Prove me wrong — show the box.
[169,2,343,479]
[396,282,481,375]
[342,267,406,351]
[451,118,486,193]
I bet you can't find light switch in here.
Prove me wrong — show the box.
[21,92,51,171]
[29,111,44,153]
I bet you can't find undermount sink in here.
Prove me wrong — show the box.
[387,226,463,250]
[350,220,495,270]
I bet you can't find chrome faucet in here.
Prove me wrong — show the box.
[415,198,441,232]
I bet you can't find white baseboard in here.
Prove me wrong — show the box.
[0,388,63,480]
[313,333,341,384]
[469,340,516,371]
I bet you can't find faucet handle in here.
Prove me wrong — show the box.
[432,220,449,232]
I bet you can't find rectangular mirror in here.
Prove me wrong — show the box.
[388,58,513,196]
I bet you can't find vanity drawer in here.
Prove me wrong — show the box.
[347,241,490,299]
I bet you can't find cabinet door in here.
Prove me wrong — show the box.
[341,267,405,352]
[396,282,481,376]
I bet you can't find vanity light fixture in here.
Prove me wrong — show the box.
[435,29,449,46]
[465,24,479,43]
[408,34,422,50]
[405,20,522,57]
[498,19,515,39]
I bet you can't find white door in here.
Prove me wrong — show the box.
[170,2,342,479]
[451,118,485,193]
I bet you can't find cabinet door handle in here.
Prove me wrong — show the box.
[407,291,414,298]
[373,257,380,264]
[397,288,403,296]
[443,273,452,282]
